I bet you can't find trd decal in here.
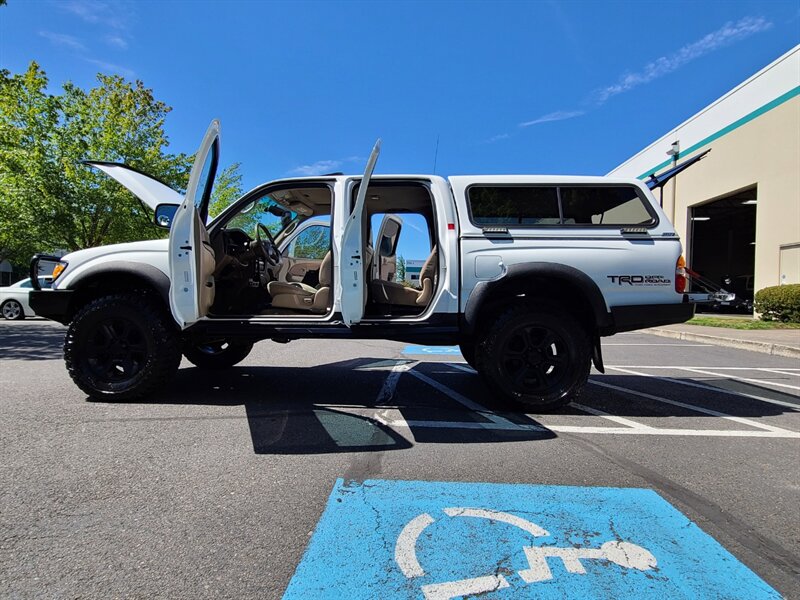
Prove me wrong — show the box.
[607,275,671,286]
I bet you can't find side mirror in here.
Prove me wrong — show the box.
[154,204,179,229]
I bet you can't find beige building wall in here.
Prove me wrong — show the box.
[663,96,800,292]
[609,46,800,297]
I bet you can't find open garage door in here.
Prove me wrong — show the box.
[690,188,756,313]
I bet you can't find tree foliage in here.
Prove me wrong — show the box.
[0,61,242,267]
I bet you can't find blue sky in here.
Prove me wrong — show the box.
[2,0,799,260]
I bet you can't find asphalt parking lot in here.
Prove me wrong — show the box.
[1,319,798,598]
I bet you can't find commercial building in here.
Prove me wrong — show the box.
[608,46,800,307]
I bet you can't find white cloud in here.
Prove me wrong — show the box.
[289,160,343,176]
[38,31,86,52]
[484,133,511,143]
[105,35,129,49]
[594,16,772,104]
[84,58,136,79]
[288,156,363,176]
[518,110,585,128]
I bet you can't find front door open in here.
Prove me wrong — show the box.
[168,120,220,329]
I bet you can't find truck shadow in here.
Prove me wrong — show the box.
[0,322,65,360]
[103,357,555,455]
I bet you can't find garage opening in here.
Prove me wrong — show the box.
[690,187,756,313]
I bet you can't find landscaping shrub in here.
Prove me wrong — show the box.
[755,284,800,322]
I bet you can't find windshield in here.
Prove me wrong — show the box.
[223,191,303,239]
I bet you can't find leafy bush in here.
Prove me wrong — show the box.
[755,284,800,322]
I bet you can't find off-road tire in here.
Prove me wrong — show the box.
[1,299,24,320]
[64,293,181,400]
[475,303,591,412]
[183,341,254,370]
[458,341,477,370]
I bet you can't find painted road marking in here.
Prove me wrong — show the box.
[282,479,780,599]
[678,366,800,392]
[404,345,462,356]
[606,366,800,410]
[366,362,800,438]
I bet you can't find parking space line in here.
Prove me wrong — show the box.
[590,379,797,434]
[678,367,800,391]
[606,366,800,410]
[602,343,711,346]
[759,368,800,377]
[406,369,520,428]
[606,366,800,370]
[549,426,800,438]
[570,403,655,430]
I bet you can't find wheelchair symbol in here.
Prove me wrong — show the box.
[395,507,657,599]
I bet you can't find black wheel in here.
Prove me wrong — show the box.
[1,299,24,320]
[475,304,591,412]
[458,341,477,370]
[64,294,181,400]
[183,340,253,370]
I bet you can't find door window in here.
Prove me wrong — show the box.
[288,225,330,259]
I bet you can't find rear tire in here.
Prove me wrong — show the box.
[475,304,591,412]
[183,340,254,370]
[64,293,181,400]
[1,299,24,320]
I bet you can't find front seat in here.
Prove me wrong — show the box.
[267,251,331,313]
[371,246,437,307]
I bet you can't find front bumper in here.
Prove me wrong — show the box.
[608,302,695,334]
[29,290,74,324]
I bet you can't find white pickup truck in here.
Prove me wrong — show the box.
[30,120,701,410]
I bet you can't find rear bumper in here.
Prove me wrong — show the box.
[606,302,695,335]
[29,290,74,324]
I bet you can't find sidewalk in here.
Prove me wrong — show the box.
[645,323,800,358]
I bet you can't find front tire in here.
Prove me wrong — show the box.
[475,304,591,412]
[183,340,254,370]
[64,294,181,400]
[1,299,24,320]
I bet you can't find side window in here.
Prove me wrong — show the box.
[20,280,33,288]
[468,187,560,226]
[560,186,655,226]
[288,225,330,260]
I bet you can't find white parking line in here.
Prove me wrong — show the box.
[372,361,800,438]
[590,379,797,434]
[758,368,800,377]
[606,366,800,410]
[678,367,800,392]
[602,343,711,347]
[570,403,655,430]
[606,366,800,370]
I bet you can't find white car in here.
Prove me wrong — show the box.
[0,277,52,320]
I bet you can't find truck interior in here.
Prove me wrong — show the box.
[205,180,440,320]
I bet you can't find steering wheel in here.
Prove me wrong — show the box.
[256,223,281,266]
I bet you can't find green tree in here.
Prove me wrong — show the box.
[396,254,406,282]
[208,162,243,218]
[0,62,242,266]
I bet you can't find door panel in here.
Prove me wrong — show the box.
[168,120,220,329]
[340,139,381,327]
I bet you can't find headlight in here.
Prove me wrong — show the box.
[51,261,68,281]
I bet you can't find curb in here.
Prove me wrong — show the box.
[645,328,800,359]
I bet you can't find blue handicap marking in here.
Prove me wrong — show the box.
[404,345,462,356]
[283,479,779,599]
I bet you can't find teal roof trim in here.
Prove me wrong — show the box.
[637,85,800,180]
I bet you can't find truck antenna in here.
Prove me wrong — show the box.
[433,135,440,174]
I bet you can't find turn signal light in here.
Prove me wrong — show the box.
[51,261,67,281]
[675,255,687,293]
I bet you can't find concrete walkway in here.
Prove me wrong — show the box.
[646,323,800,358]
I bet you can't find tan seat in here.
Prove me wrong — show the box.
[371,246,437,307]
[267,251,331,313]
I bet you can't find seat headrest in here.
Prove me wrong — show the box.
[318,250,333,287]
